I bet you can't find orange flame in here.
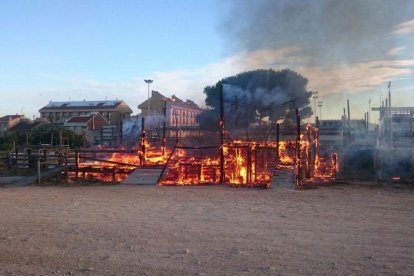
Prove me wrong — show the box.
[73,124,339,188]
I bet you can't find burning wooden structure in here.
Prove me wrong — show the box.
[157,125,338,188]
[35,85,339,188]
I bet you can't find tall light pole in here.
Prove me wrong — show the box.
[318,100,323,120]
[368,98,371,131]
[312,91,319,122]
[144,79,153,117]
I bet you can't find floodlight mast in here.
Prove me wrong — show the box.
[144,79,153,117]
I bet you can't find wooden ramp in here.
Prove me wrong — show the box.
[273,168,295,188]
[121,168,163,185]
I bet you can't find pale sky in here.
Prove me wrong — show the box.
[1,0,413,123]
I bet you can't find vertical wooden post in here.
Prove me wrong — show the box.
[112,168,116,183]
[219,84,225,183]
[295,109,301,163]
[37,150,41,185]
[295,108,301,189]
[276,123,280,162]
[246,147,251,184]
[65,148,69,183]
[253,146,258,182]
[75,151,79,180]
[59,129,63,148]
[139,117,146,166]
[198,164,202,182]
[27,149,31,169]
[56,166,61,184]
[141,131,146,165]
[332,153,338,176]
[306,126,311,178]
[312,127,318,177]
[162,101,167,157]
[43,149,47,169]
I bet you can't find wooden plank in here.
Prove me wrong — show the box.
[122,168,163,185]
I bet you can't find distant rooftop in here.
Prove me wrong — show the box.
[0,114,24,122]
[66,115,94,124]
[138,91,202,110]
[8,121,44,132]
[39,100,132,112]
[43,100,122,108]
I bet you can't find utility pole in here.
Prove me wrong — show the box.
[312,92,319,123]
[368,98,371,131]
[388,81,393,143]
[144,79,153,118]
[219,84,225,184]
[318,101,323,120]
[347,99,351,142]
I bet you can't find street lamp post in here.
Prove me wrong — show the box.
[318,100,323,120]
[312,92,319,122]
[144,79,153,117]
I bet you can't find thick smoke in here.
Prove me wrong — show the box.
[223,84,290,110]
[218,1,414,180]
[197,69,312,132]
[222,84,290,129]
[222,0,414,65]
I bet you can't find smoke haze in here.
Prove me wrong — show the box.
[222,0,413,65]
[218,0,414,121]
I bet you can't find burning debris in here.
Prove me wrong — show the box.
[70,121,338,189]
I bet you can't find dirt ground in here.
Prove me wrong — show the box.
[0,183,413,275]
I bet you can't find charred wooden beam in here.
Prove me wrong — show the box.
[219,84,225,183]
[276,123,280,162]
[295,108,301,189]
[162,101,167,156]
[79,156,140,167]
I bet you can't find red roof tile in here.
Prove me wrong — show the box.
[66,115,93,123]
[0,115,23,122]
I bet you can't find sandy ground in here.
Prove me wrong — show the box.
[0,183,413,275]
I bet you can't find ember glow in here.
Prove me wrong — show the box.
[159,125,338,188]
[392,176,401,182]
[71,125,338,188]
[71,139,168,182]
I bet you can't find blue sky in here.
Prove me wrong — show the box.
[0,0,223,86]
[1,0,414,122]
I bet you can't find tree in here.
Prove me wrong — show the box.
[0,125,85,150]
[196,69,313,130]
[30,125,85,148]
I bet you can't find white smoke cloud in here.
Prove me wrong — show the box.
[386,47,407,56]
[391,19,414,36]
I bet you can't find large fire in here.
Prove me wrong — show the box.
[72,125,338,188]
